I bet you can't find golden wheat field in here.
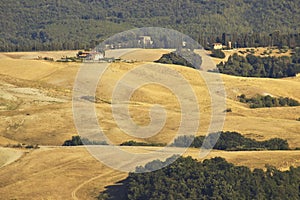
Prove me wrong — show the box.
[0,49,299,199]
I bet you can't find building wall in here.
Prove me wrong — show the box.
[213,43,223,50]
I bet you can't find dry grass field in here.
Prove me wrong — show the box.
[120,49,172,62]
[0,146,128,200]
[0,147,23,169]
[0,48,299,199]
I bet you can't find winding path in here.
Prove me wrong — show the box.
[71,170,115,200]
[0,147,23,169]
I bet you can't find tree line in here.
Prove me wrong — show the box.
[217,49,300,78]
[238,94,300,108]
[172,131,289,151]
[119,131,290,151]
[120,140,166,147]
[100,156,300,199]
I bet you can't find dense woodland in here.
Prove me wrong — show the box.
[2,0,300,51]
[172,131,290,151]
[100,156,300,200]
[238,94,300,108]
[217,48,300,78]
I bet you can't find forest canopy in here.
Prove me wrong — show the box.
[100,156,300,200]
[2,0,300,51]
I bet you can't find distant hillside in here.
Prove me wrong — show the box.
[1,0,300,51]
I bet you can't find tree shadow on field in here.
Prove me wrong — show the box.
[98,178,129,200]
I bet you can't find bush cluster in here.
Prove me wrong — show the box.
[217,51,300,78]
[238,94,300,108]
[172,131,289,151]
[155,49,202,69]
[62,136,108,146]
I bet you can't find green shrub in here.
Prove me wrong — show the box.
[238,94,300,108]
[62,136,108,146]
[120,140,166,147]
[211,49,226,58]
[155,49,202,69]
[224,108,232,112]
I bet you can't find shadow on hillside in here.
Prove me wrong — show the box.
[98,179,129,200]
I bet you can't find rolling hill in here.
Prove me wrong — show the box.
[0,49,299,147]
[0,49,299,199]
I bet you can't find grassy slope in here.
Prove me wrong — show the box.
[0,147,128,200]
[0,49,299,199]
[0,147,23,169]
[0,50,299,146]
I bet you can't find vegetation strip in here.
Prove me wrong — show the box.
[238,94,300,108]
[217,49,300,78]
[100,156,300,199]
[172,131,289,151]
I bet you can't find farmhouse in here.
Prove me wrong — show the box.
[138,36,153,47]
[77,51,90,59]
[212,43,223,50]
[77,50,105,61]
[86,52,105,61]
